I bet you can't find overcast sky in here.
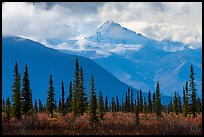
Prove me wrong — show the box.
[2,2,202,48]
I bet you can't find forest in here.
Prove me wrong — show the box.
[2,57,202,135]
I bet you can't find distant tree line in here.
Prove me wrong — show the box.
[2,58,202,124]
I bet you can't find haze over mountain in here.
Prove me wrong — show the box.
[44,21,202,97]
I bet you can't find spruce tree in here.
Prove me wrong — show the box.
[137,91,140,110]
[125,92,128,112]
[155,82,162,116]
[152,92,156,113]
[173,91,179,115]
[5,97,11,121]
[89,74,98,122]
[2,99,6,113]
[196,97,201,114]
[98,90,104,120]
[22,64,32,115]
[58,99,62,112]
[61,81,66,115]
[189,65,197,118]
[130,89,134,112]
[127,88,130,112]
[178,95,182,113]
[11,62,22,120]
[72,57,80,116]
[38,99,43,113]
[111,97,116,112]
[78,66,86,116]
[67,82,73,113]
[116,96,120,112]
[148,90,152,113]
[34,100,38,113]
[105,96,108,112]
[46,74,56,118]
[143,97,147,114]
[183,86,187,117]
[139,89,143,113]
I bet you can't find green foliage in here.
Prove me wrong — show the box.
[196,97,201,114]
[22,64,32,115]
[111,97,116,113]
[5,97,11,121]
[61,81,66,115]
[116,96,120,112]
[143,97,147,114]
[72,57,79,116]
[34,99,38,113]
[67,82,73,113]
[77,66,86,116]
[98,90,104,120]
[148,90,152,113]
[183,82,189,117]
[155,82,162,116]
[130,89,134,112]
[173,91,179,115]
[189,65,197,118]
[105,96,108,112]
[38,99,43,113]
[11,62,22,120]
[46,74,56,118]
[89,74,98,122]
[139,89,143,113]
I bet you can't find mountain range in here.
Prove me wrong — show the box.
[3,36,174,105]
[44,20,202,97]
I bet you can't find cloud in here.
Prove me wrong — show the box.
[121,21,202,48]
[2,2,202,48]
[96,2,202,48]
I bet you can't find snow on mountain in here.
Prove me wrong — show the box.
[40,21,202,98]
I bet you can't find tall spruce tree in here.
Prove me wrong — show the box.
[2,99,6,113]
[116,96,120,112]
[105,96,108,112]
[38,99,43,113]
[137,91,140,110]
[130,89,134,112]
[148,90,152,113]
[78,66,86,116]
[46,74,56,118]
[196,97,201,114]
[58,99,62,112]
[34,100,38,113]
[111,97,116,112]
[152,92,156,113]
[22,64,32,115]
[178,95,182,113]
[127,88,130,112]
[143,97,147,114]
[11,62,22,120]
[89,74,98,122]
[72,57,80,116]
[183,86,187,117]
[189,65,197,118]
[173,91,179,115]
[139,89,143,113]
[155,82,162,116]
[5,97,11,121]
[61,81,66,115]
[98,90,104,120]
[67,82,73,113]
